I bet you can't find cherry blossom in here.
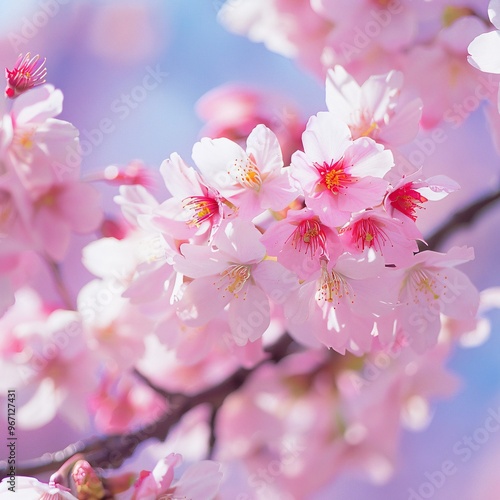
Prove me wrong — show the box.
[144,152,233,244]
[192,124,298,218]
[1,84,81,191]
[0,290,98,430]
[131,453,222,500]
[290,111,393,227]
[175,219,294,345]
[196,83,304,164]
[0,14,493,500]
[261,207,342,279]
[385,168,460,222]
[285,250,397,354]
[396,246,480,352]
[0,476,77,499]
[326,65,422,147]
[339,208,422,266]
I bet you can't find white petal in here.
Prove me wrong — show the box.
[468,31,500,74]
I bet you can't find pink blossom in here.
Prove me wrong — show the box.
[2,84,81,191]
[136,332,247,395]
[30,180,103,261]
[174,220,293,345]
[0,291,98,430]
[403,15,491,128]
[290,111,393,227]
[396,246,480,352]
[313,0,419,57]
[78,278,153,370]
[260,207,342,279]
[192,124,298,218]
[144,152,234,244]
[155,314,266,369]
[5,53,47,99]
[218,0,332,75]
[196,83,304,163]
[131,453,222,500]
[326,65,422,147]
[114,184,159,227]
[339,208,422,266]
[468,0,500,74]
[285,251,397,354]
[385,168,460,222]
[0,476,77,499]
[89,370,167,434]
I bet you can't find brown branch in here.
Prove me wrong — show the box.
[421,187,500,251]
[3,188,499,481]
[0,334,296,479]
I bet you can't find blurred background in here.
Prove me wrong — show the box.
[1,1,500,499]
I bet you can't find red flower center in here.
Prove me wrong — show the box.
[315,158,356,195]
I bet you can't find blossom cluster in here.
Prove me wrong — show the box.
[220,0,500,128]
[117,63,478,358]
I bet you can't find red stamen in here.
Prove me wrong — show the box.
[388,183,428,221]
[5,53,47,98]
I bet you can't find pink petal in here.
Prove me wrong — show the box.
[325,65,361,122]
[192,137,247,193]
[214,220,266,263]
[33,208,71,261]
[246,124,283,175]
[174,244,228,278]
[57,182,103,233]
[228,284,270,345]
[439,268,480,321]
[362,70,403,123]
[302,112,352,163]
[177,276,231,326]
[345,138,393,178]
[258,170,297,211]
[13,85,63,124]
[160,153,203,198]
[174,461,223,500]
[153,453,181,491]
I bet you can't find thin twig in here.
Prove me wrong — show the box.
[46,258,75,310]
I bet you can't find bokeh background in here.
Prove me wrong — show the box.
[1,1,500,499]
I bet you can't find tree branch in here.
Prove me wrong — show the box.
[422,187,500,251]
[0,334,296,479]
[3,188,500,481]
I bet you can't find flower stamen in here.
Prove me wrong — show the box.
[287,218,327,257]
[5,53,47,98]
[315,158,357,195]
[219,264,251,297]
